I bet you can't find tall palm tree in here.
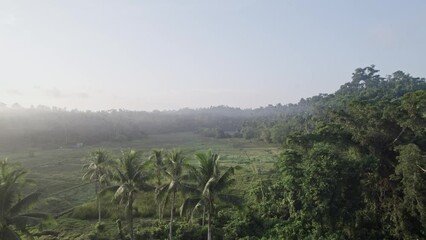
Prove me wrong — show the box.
[190,151,218,226]
[157,149,191,240]
[149,149,165,221]
[182,151,241,240]
[82,149,111,223]
[107,150,151,240]
[0,160,49,239]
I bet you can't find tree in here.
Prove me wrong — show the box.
[82,149,111,223]
[157,149,189,240]
[183,151,241,240]
[107,150,151,240]
[149,149,165,221]
[394,144,426,238]
[0,160,49,239]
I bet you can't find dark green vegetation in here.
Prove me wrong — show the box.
[235,66,426,239]
[0,66,425,239]
[0,160,50,239]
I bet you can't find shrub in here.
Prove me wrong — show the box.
[71,202,110,220]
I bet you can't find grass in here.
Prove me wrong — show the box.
[0,132,280,238]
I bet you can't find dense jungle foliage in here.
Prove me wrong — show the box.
[1,66,425,239]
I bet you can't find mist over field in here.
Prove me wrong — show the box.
[1,1,426,240]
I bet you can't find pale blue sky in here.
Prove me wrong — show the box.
[1,0,425,111]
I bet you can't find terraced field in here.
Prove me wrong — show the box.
[0,132,279,216]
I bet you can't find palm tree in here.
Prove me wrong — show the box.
[0,160,49,239]
[82,149,111,223]
[182,151,241,240]
[149,149,165,221]
[189,151,218,226]
[156,149,190,240]
[107,149,151,240]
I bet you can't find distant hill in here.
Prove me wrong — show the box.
[0,66,424,149]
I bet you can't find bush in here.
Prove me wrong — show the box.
[135,222,207,240]
[95,222,106,232]
[136,224,168,240]
[175,223,206,240]
[71,202,110,220]
[133,192,157,218]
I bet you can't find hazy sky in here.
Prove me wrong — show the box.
[1,1,425,111]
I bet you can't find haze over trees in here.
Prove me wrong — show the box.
[0,66,425,239]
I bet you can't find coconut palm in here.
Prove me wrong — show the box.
[0,160,49,240]
[156,149,191,240]
[82,149,111,223]
[189,151,218,225]
[107,149,152,240]
[149,149,165,221]
[182,151,241,240]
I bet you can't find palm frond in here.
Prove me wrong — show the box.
[10,192,42,216]
[0,160,49,239]
[202,177,216,196]
[137,182,155,192]
[214,167,235,192]
[217,193,244,207]
[155,184,169,203]
[162,190,171,210]
[1,182,22,216]
[11,215,44,229]
[99,185,120,196]
[180,197,201,217]
[0,227,21,240]
[20,212,51,219]
[180,183,200,195]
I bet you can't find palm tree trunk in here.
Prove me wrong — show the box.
[169,190,176,240]
[96,181,101,223]
[116,219,125,240]
[129,193,134,240]
[157,175,162,221]
[202,205,205,226]
[207,200,212,240]
[158,201,162,221]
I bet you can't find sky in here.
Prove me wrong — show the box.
[1,0,425,111]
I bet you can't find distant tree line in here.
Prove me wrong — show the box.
[0,104,306,150]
